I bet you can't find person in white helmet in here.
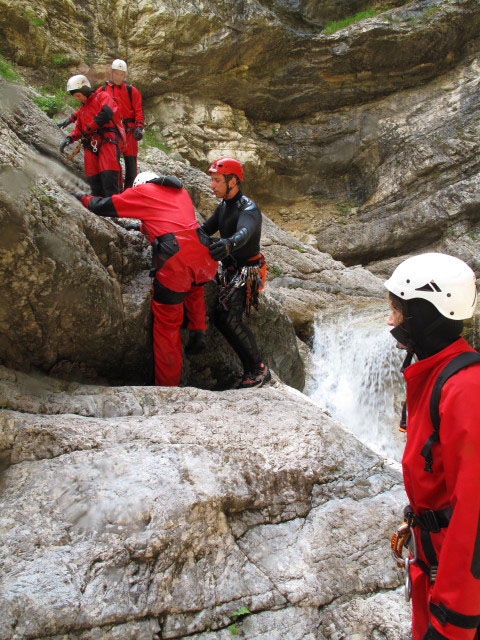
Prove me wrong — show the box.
[60,74,125,196]
[385,253,480,640]
[96,59,145,189]
[72,171,217,386]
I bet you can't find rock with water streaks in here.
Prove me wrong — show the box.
[0,366,409,639]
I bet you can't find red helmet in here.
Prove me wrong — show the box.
[208,157,244,181]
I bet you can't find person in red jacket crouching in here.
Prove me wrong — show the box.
[60,74,124,197]
[72,171,218,386]
[385,253,480,640]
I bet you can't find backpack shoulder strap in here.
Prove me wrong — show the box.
[429,351,480,429]
[126,83,133,107]
[421,350,480,473]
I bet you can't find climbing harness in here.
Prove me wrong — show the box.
[217,255,265,316]
[391,506,453,601]
[218,265,246,311]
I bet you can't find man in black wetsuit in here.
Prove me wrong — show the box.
[202,157,271,388]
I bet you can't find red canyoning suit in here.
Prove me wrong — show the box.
[403,337,480,640]
[98,81,144,189]
[78,179,217,386]
[69,91,123,197]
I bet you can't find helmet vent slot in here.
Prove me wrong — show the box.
[415,281,442,293]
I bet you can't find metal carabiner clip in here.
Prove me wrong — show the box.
[391,522,411,567]
[91,138,98,153]
[404,529,417,602]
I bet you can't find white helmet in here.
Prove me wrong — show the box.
[384,252,477,320]
[133,171,159,187]
[66,75,91,92]
[111,59,127,72]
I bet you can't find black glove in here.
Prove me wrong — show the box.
[60,137,72,154]
[126,223,141,231]
[57,117,72,129]
[209,238,232,261]
[69,191,86,202]
[133,127,143,141]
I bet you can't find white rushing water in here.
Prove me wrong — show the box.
[306,309,407,462]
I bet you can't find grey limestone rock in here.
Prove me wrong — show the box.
[0,366,409,639]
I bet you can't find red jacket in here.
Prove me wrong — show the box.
[80,182,217,292]
[99,81,144,131]
[67,83,144,131]
[404,337,480,639]
[69,91,123,149]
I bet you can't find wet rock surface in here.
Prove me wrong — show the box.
[0,367,410,639]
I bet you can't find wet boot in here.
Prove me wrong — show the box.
[185,329,207,355]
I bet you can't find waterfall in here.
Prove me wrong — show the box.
[306,309,407,462]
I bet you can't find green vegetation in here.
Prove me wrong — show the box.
[25,8,45,27]
[323,8,379,34]
[421,6,441,17]
[269,264,282,277]
[52,53,67,66]
[139,129,171,154]
[228,607,251,636]
[336,198,358,217]
[294,245,305,253]
[33,88,76,118]
[30,182,54,207]
[0,55,21,82]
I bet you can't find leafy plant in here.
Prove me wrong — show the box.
[323,8,379,34]
[0,55,21,82]
[34,87,76,117]
[52,53,66,66]
[295,245,305,253]
[228,607,251,636]
[270,264,282,277]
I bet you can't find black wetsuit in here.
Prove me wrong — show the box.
[202,191,264,374]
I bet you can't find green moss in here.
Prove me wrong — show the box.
[269,264,282,277]
[0,56,21,82]
[323,8,380,34]
[421,6,441,17]
[139,129,171,154]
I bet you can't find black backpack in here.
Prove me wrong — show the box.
[421,351,480,472]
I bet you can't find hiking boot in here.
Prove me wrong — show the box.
[185,330,207,355]
[240,362,271,389]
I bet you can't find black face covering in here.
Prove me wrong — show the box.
[390,296,463,360]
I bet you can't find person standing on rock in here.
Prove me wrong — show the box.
[59,75,125,197]
[58,60,144,191]
[97,59,144,190]
[385,253,480,640]
[72,170,217,387]
[202,157,270,388]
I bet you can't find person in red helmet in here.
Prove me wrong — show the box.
[202,157,270,388]
[60,74,125,197]
[72,170,217,386]
[385,253,480,640]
